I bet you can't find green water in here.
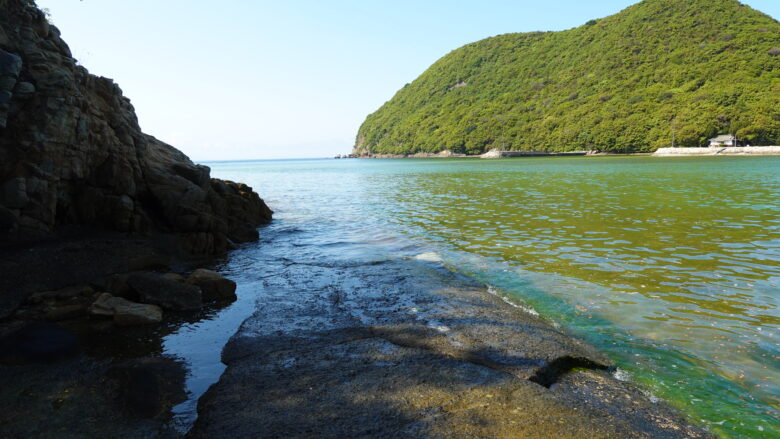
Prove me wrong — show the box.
[210,155,779,438]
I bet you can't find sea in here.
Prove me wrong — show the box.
[164,156,779,438]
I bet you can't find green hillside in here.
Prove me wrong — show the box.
[354,0,780,155]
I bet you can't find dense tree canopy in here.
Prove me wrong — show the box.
[355,0,780,155]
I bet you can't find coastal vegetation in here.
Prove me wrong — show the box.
[355,0,780,155]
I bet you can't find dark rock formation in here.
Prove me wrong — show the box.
[0,232,180,319]
[128,272,202,311]
[0,0,272,255]
[186,268,237,303]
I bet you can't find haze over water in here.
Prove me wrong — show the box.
[209,156,779,438]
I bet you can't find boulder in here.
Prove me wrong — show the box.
[186,269,237,302]
[11,285,95,321]
[103,274,135,300]
[127,273,202,311]
[88,293,116,317]
[89,293,163,326]
[0,49,21,128]
[160,272,185,283]
[28,285,94,304]
[13,81,35,99]
[41,303,87,321]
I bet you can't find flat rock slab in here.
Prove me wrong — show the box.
[190,256,713,438]
[0,356,184,439]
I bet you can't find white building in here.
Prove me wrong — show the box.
[709,134,737,147]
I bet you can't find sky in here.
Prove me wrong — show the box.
[37,0,780,161]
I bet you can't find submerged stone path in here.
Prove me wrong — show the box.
[189,235,713,439]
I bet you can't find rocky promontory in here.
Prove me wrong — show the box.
[0,0,272,317]
[0,1,272,436]
[0,0,271,254]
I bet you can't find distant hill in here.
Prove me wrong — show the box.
[354,0,780,155]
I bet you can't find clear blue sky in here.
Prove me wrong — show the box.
[37,0,780,160]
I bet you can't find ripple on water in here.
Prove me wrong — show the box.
[194,156,780,439]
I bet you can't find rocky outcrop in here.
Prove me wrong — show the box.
[0,0,272,254]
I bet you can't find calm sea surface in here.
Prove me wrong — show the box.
[170,156,779,438]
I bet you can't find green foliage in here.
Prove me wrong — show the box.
[355,0,780,154]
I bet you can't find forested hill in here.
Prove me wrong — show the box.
[354,0,780,155]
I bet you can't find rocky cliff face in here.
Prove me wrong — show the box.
[0,0,272,254]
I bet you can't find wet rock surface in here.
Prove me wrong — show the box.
[0,355,185,439]
[190,247,714,438]
[186,269,237,303]
[128,272,203,311]
[106,357,187,419]
[0,231,183,319]
[90,293,164,326]
[0,280,235,438]
[0,229,243,437]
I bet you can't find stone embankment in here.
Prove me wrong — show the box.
[654,146,780,156]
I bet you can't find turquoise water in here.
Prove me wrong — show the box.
[205,156,779,438]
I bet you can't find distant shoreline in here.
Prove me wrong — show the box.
[341,146,780,159]
[343,150,645,159]
[653,146,780,156]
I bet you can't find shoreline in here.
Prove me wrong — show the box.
[189,246,714,438]
[344,146,780,159]
[348,149,651,159]
[653,146,780,156]
[0,230,261,437]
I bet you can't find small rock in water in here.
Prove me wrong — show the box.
[89,293,115,316]
[89,293,163,326]
[187,269,237,303]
